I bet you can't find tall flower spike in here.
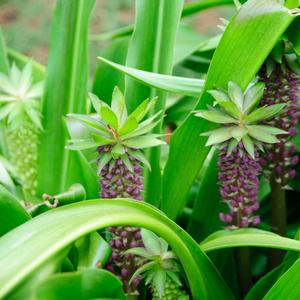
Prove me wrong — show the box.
[127,229,188,300]
[0,62,43,195]
[66,86,165,295]
[259,44,300,187]
[195,81,286,228]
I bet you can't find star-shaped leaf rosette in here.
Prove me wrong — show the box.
[195,82,287,228]
[0,62,43,130]
[127,229,188,300]
[195,81,287,158]
[66,86,165,176]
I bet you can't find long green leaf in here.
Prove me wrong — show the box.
[0,199,234,300]
[37,0,95,196]
[125,0,184,207]
[98,56,204,97]
[263,258,300,299]
[200,229,300,252]
[161,0,294,219]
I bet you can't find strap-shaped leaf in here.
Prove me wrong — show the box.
[195,110,237,123]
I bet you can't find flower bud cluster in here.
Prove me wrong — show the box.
[218,142,261,228]
[259,67,300,186]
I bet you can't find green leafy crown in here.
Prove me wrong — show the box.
[126,229,183,299]
[0,62,43,130]
[195,81,287,158]
[66,87,165,167]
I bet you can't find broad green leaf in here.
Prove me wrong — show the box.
[195,110,237,123]
[35,269,125,300]
[244,103,286,123]
[125,0,184,207]
[161,0,294,219]
[0,185,31,237]
[200,229,300,252]
[0,199,234,300]
[243,82,265,112]
[123,135,165,149]
[97,56,204,97]
[76,232,111,270]
[37,0,95,195]
[263,258,300,299]
[100,106,118,130]
[228,81,244,110]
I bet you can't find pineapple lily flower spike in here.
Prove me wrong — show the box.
[195,81,287,228]
[0,62,43,195]
[66,86,165,294]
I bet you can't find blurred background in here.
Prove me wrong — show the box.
[0,0,234,65]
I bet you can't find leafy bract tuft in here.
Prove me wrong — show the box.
[0,62,43,130]
[195,81,286,158]
[66,87,165,169]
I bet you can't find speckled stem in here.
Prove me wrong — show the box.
[97,145,143,294]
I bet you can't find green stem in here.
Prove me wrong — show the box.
[236,247,252,299]
[268,175,286,268]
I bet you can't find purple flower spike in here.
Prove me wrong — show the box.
[259,66,300,186]
[218,143,262,228]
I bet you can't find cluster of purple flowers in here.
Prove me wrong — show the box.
[218,143,261,228]
[97,145,144,294]
[259,67,300,186]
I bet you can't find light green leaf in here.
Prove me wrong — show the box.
[111,143,125,159]
[244,103,286,123]
[228,81,244,110]
[215,100,240,119]
[123,135,165,149]
[100,106,118,130]
[141,229,162,255]
[248,125,287,135]
[242,134,255,158]
[92,134,114,145]
[232,126,248,141]
[127,149,151,170]
[89,93,109,114]
[243,82,265,112]
[200,229,300,252]
[195,110,237,124]
[118,116,138,136]
[202,127,233,146]
[111,86,127,125]
[208,89,230,103]
[97,152,111,175]
[66,139,99,151]
[247,126,279,143]
[97,56,204,97]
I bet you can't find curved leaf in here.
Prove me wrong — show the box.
[0,199,234,300]
[97,56,204,97]
[200,229,300,252]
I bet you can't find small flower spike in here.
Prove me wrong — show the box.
[66,87,165,294]
[195,81,286,228]
[259,48,300,187]
[128,229,188,300]
[0,62,43,195]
